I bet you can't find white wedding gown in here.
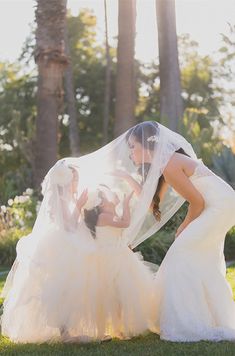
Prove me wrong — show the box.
[1,223,156,343]
[153,161,235,342]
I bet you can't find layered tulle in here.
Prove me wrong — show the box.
[1,224,156,343]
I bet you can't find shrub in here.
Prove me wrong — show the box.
[0,188,37,267]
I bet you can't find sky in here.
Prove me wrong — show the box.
[0,0,234,64]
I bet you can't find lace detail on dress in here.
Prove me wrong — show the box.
[190,161,214,180]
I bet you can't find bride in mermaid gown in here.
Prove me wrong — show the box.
[153,160,235,342]
[123,121,235,342]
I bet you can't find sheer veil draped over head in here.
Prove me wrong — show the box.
[36,121,197,249]
[1,121,198,300]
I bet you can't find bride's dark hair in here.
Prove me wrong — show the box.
[84,206,101,238]
[126,121,189,221]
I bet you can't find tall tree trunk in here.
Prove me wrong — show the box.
[64,20,80,156]
[114,0,136,137]
[34,0,68,189]
[156,0,183,131]
[103,0,111,144]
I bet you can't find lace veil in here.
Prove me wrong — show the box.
[1,121,198,299]
[40,121,197,248]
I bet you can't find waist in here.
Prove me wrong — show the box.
[191,175,235,207]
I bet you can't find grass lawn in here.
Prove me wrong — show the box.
[0,265,234,356]
[226,264,235,297]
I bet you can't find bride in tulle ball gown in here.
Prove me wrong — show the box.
[120,121,235,342]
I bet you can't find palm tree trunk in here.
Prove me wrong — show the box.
[34,0,68,189]
[103,0,111,144]
[114,0,136,137]
[156,0,183,131]
[64,20,80,156]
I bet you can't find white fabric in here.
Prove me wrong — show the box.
[3,121,235,343]
[153,161,235,342]
[1,223,157,343]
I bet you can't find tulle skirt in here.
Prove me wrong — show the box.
[1,226,156,343]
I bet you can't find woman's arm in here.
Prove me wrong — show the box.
[158,180,169,201]
[60,189,88,230]
[163,157,205,237]
[74,189,88,217]
[109,170,142,196]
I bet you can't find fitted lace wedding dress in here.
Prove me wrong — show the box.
[153,161,235,342]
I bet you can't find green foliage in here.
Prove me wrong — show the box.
[138,202,235,265]
[224,227,235,261]
[0,189,37,266]
[61,10,117,153]
[226,263,235,298]
[0,229,28,267]
[179,34,223,120]
[179,108,223,166]
[136,204,188,265]
[136,62,160,122]
[136,230,174,266]
[212,146,235,188]
[0,62,36,202]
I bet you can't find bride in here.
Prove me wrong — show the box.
[119,121,235,342]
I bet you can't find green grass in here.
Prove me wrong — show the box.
[0,271,9,306]
[226,264,235,298]
[1,333,235,356]
[0,265,235,355]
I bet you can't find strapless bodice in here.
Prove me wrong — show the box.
[189,160,214,181]
[189,160,235,208]
[95,225,124,247]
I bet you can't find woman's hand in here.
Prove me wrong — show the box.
[108,169,130,180]
[123,191,134,206]
[109,170,142,196]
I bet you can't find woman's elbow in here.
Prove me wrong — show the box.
[199,196,205,211]
[192,196,205,214]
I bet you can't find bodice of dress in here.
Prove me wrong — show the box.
[95,225,124,248]
[189,160,214,180]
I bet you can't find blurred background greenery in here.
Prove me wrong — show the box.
[0,1,235,268]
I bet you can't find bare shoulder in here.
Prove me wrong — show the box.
[163,152,198,179]
[163,152,184,176]
[162,153,205,206]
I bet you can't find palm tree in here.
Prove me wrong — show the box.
[156,0,183,131]
[114,0,136,137]
[34,0,68,188]
[64,18,80,156]
[103,0,111,144]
